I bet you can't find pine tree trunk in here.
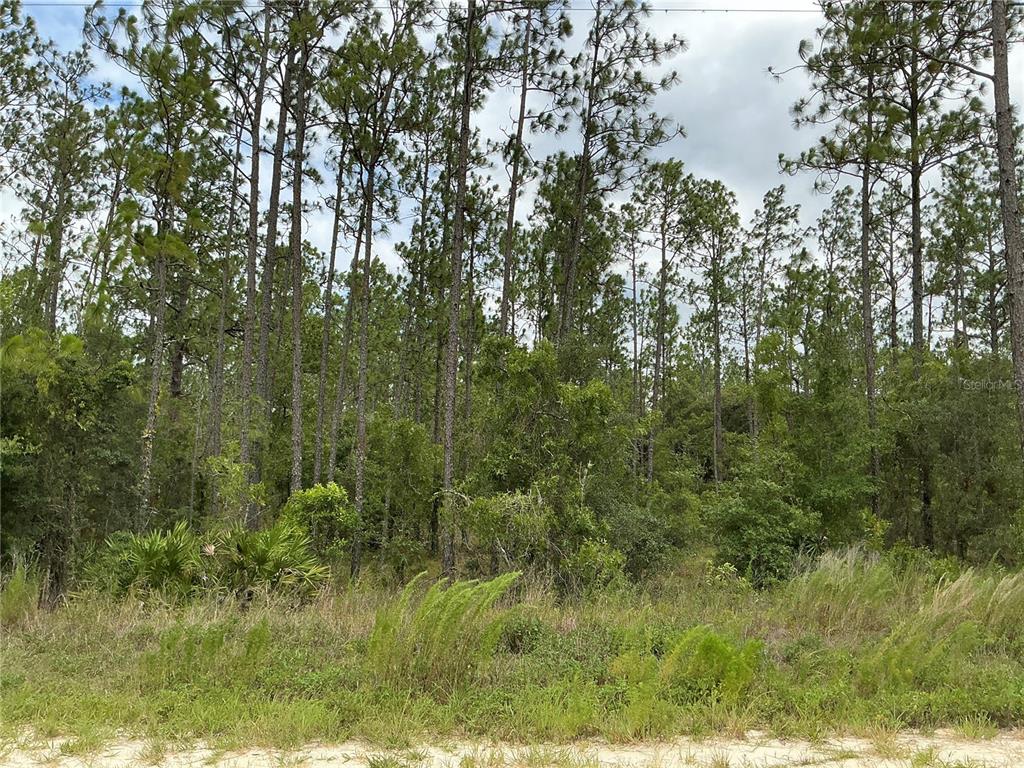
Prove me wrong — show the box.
[326,217,364,483]
[352,168,376,579]
[649,219,668,483]
[500,10,531,338]
[313,168,345,485]
[239,5,270,523]
[860,87,880,519]
[255,48,294,496]
[992,0,1024,458]
[210,127,243,462]
[289,32,309,495]
[441,0,476,577]
[712,249,723,486]
[137,231,169,530]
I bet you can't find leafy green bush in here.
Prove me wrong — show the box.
[217,521,329,598]
[102,520,327,599]
[109,521,203,597]
[499,607,556,655]
[564,539,626,595]
[659,625,763,705]
[706,452,819,587]
[282,483,359,560]
[368,571,519,693]
[465,490,554,570]
[204,454,267,523]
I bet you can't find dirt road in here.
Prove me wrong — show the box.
[4,732,1024,767]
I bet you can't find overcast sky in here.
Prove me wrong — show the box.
[8,0,1024,289]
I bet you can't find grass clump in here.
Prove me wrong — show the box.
[0,562,39,629]
[368,571,520,693]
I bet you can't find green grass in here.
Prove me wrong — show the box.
[1,549,1023,748]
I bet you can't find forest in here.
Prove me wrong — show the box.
[1,0,1024,754]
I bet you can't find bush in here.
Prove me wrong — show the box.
[109,521,203,597]
[215,521,329,599]
[563,539,626,595]
[281,483,359,560]
[102,520,327,599]
[659,625,763,705]
[368,571,519,693]
[706,454,819,587]
[499,608,555,655]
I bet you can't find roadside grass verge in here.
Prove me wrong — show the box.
[1,549,1022,748]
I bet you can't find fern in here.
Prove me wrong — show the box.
[368,571,520,693]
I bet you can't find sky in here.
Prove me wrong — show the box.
[6,0,1024,293]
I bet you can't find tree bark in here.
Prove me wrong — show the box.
[289,29,309,495]
[239,4,270,522]
[441,0,476,577]
[210,126,243,462]
[992,0,1024,458]
[352,168,376,578]
[326,216,364,483]
[500,9,531,338]
[313,166,346,485]
[860,81,880,519]
[254,47,294,497]
[137,235,168,530]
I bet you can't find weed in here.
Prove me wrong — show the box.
[368,571,519,693]
[0,562,39,628]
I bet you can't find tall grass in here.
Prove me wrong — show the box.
[3,550,1023,747]
[0,562,39,629]
[368,571,520,693]
[781,548,925,638]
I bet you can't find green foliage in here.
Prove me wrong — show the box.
[564,540,626,595]
[141,619,271,692]
[109,521,202,597]
[4,550,1024,746]
[282,483,360,560]
[0,562,40,629]
[103,521,327,599]
[204,455,266,524]
[368,571,520,693]
[216,522,329,599]
[706,449,819,587]
[659,626,763,705]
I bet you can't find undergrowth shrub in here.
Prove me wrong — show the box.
[859,620,986,695]
[103,520,327,599]
[216,521,329,599]
[706,453,818,587]
[109,521,202,596]
[281,483,359,560]
[499,608,556,655]
[659,625,763,705]
[0,562,39,628]
[368,571,520,693]
[563,539,626,595]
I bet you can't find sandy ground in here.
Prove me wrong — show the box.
[4,732,1024,768]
